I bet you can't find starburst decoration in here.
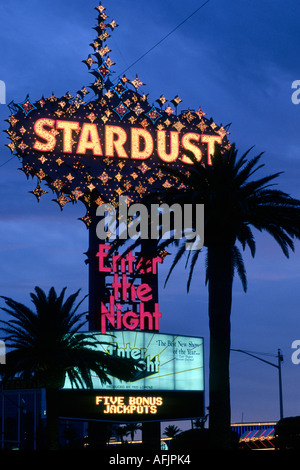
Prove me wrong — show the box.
[30,184,48,202]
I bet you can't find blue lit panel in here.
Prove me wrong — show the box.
[63,331,204,392]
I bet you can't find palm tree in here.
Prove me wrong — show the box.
[0,286,137,450]
[125,422,142,442]
[141,144,300,448]
[192,414,208,430]
[113,424,128,444]
[163,424,182,438]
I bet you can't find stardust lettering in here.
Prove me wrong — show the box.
[32,118,222,165]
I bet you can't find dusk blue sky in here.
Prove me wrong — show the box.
[1,0,300,428]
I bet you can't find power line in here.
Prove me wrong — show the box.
[117,0,211,77]
[0,156,16,169]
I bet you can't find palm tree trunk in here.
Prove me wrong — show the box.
[207,243,233,449]
[45,388,60,450]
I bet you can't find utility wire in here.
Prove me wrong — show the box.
[0,156,16,169]
[117,0,211,77]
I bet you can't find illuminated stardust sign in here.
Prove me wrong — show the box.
[5,3,230,224]
[5,96,229,222]
[33,118,222,165]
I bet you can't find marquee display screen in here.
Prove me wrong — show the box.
[63,331,204,391]
[60,331,204,421]
[57,389,204,422]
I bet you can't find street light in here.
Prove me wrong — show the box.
[231,348,284,421]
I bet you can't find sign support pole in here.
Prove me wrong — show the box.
[87,204,108,332]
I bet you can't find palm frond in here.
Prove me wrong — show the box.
[164,240,187,287]
[187,248,202,292]
[0,287,137,389]
[232,245,247,292]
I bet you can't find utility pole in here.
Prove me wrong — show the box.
[231,348,284,421]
